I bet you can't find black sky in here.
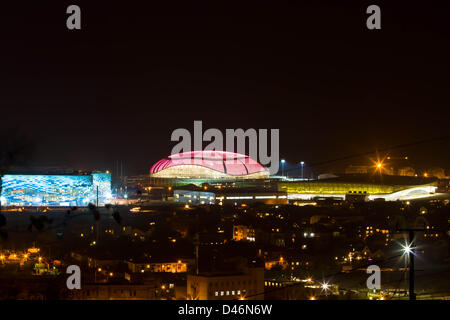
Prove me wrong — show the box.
[1,1,450,175]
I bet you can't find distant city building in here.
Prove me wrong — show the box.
[264,257,289,270]
[0,172,112,207]
[428,167,446,179]
[398,166,416,176]
[127,260,189,274]
[215,190,287,206]
[345,165,369,174]
[187,267,264,300]
[345,165,394,175]
[318,173,339,180]
[124,174,150,188]
[233,225,256,242]
[174,189,215,205]
[68,283,156,300]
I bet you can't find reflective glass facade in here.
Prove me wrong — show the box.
[0,173,112,207]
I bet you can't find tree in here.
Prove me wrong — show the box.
[0,127,34,239]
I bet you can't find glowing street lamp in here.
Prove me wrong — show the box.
[321,281,331,296]
[280,159,286,177]
[401,242,414,256]
[371,155,386,174]
[300,161,305,179]
[399,235,418,300]
[403,245,412,255]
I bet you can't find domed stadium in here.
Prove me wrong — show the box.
[150,151,269,179]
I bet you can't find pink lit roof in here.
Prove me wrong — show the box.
[150,151,267,176]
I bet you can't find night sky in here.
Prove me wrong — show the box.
[1,1,450,175]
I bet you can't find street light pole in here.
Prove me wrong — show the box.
[408,230,415,301]
[300,161,305,180]
[194,233,200,275]
[281,159,286,177]
[397,228,425,301]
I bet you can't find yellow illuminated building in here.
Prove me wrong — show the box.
[278,179,438,201]
[233,225,256,242]
[280,181,399,195]
[127,260,188,273]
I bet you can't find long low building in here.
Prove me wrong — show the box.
[0,172,112,207]
[278,175,441,201]
[173,186,287,206]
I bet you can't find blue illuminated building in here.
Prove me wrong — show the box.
[0,172,112,207]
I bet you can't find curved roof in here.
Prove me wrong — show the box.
[150,151,267,177]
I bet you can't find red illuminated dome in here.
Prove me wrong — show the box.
[150,151,269,179]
